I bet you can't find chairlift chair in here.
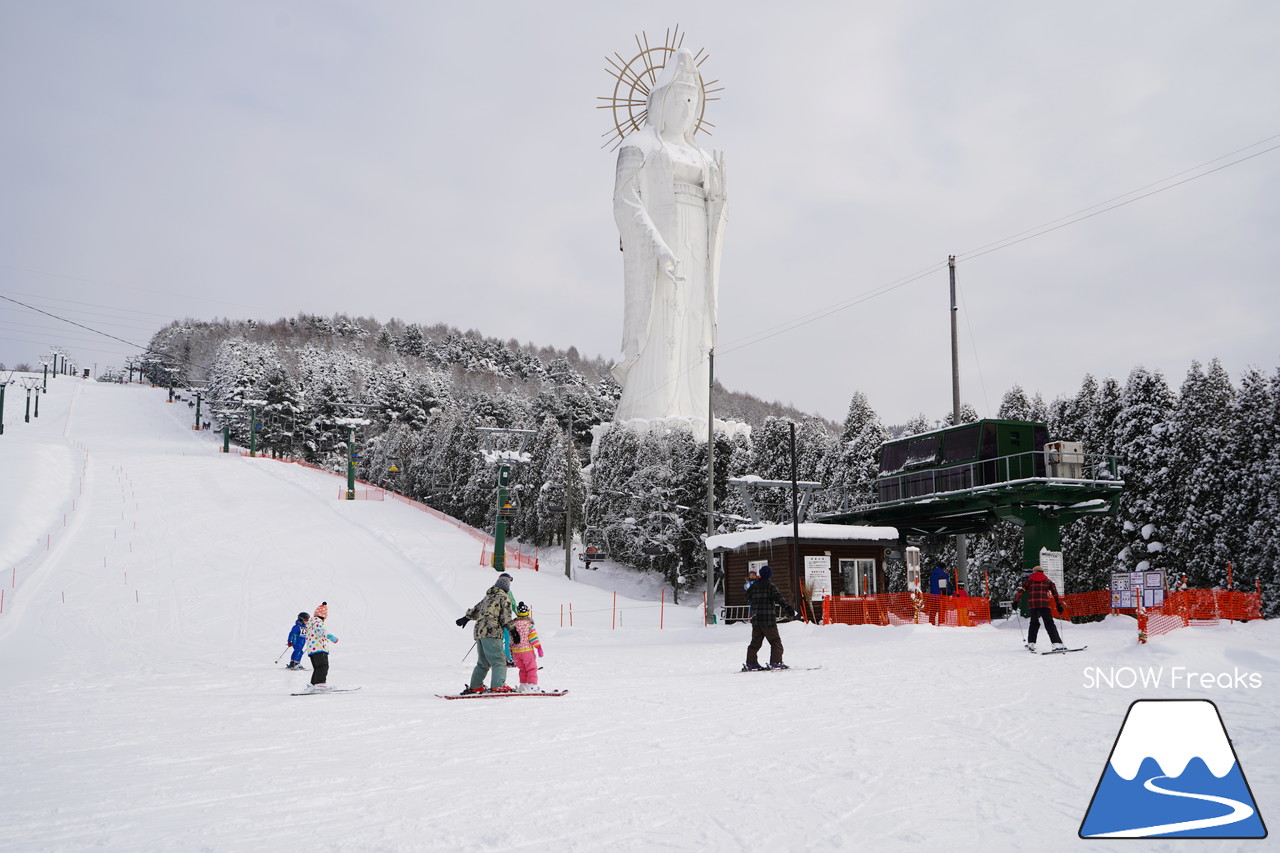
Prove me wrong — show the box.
[579,527,609,569]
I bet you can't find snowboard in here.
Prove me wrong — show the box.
[291,687,362,695]
[436,689,567,700]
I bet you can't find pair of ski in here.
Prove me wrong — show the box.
[291,686,362,695]
[1030,645,1088,655]
[739,664,822,673]
[436,688,568,700]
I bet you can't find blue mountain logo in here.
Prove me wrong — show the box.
[1080,699,1267,839]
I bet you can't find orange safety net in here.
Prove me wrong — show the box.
[337,487,385,501]
[1138,589,1264,641]
[822,593,991,627]
[478,542,540,572]
[1062,590,1113,620]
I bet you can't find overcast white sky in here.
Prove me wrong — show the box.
[2,1,1277,425]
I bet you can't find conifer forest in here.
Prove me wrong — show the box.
[139,314,1280,616]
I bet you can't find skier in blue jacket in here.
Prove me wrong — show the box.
[286,612,309,670]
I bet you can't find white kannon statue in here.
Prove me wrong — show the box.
[611,48,728,423]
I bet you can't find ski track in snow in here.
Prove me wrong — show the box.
[0,379,1275,853]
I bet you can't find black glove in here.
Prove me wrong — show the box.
[455,616,468,628]
[509,629,520,644]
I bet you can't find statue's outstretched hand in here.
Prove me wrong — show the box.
[658,245,685,284]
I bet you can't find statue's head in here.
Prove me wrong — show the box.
[646,49,703,140]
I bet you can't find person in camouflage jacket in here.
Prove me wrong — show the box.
[455,573,517,693]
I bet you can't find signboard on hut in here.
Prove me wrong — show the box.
[804,555,832,600]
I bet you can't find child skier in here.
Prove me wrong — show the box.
[305,601,339,690]
[286,612,310,669]
[510,602,545,692]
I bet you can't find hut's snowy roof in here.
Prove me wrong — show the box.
[706,522,899,551]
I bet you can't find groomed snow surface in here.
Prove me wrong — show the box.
[1,378,1275,852]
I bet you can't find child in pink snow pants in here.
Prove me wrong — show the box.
[510,603,544,692]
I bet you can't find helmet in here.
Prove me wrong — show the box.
[298,612,310,621]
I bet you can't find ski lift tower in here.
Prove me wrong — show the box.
[335,417,372,500]
[188,386,207,431]
[477,427,537,572]
[243,399,268,458]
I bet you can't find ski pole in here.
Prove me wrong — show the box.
[276,645,291,664]
[461,640,476,662]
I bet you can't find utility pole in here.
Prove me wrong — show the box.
[949,255,969,591]
[705,348,717,624]
[789,420,803,617]
[564,407,574,579]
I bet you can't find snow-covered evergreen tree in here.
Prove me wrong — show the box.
[1168,359,1236,587]
[1113,366,1177,578]
[1236,367,1280,615]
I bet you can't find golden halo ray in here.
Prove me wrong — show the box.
[598,25,721,151]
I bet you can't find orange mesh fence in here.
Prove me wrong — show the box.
[822,593,990,627]
[337,487,385,501]
[1139,589,1264,641]
[1063,590,1113,620]
[478,542,540,572]
[815,585,1264,642]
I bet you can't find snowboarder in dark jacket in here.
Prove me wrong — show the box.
[286,612,309,669]
[743,566,798,671]
[1015,567,1067,652]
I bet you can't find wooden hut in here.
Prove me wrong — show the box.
[706,523,899,619]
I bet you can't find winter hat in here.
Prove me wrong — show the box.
[516,602,530,617]
[495,575,512,592]
[314,602,328,619]
[759,566,773,580]
[297,612,310,621]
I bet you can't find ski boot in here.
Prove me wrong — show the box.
[460,685,485,695]
[1025,642,1036,653]
[741,662,765,672]
[769,662,790,670]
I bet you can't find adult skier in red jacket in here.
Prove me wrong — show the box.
[1015,568,1067,653]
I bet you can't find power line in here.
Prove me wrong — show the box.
[720,133,1280,356]
[0,293,147,350]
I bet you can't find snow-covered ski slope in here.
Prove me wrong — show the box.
[0,378,1275,852]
